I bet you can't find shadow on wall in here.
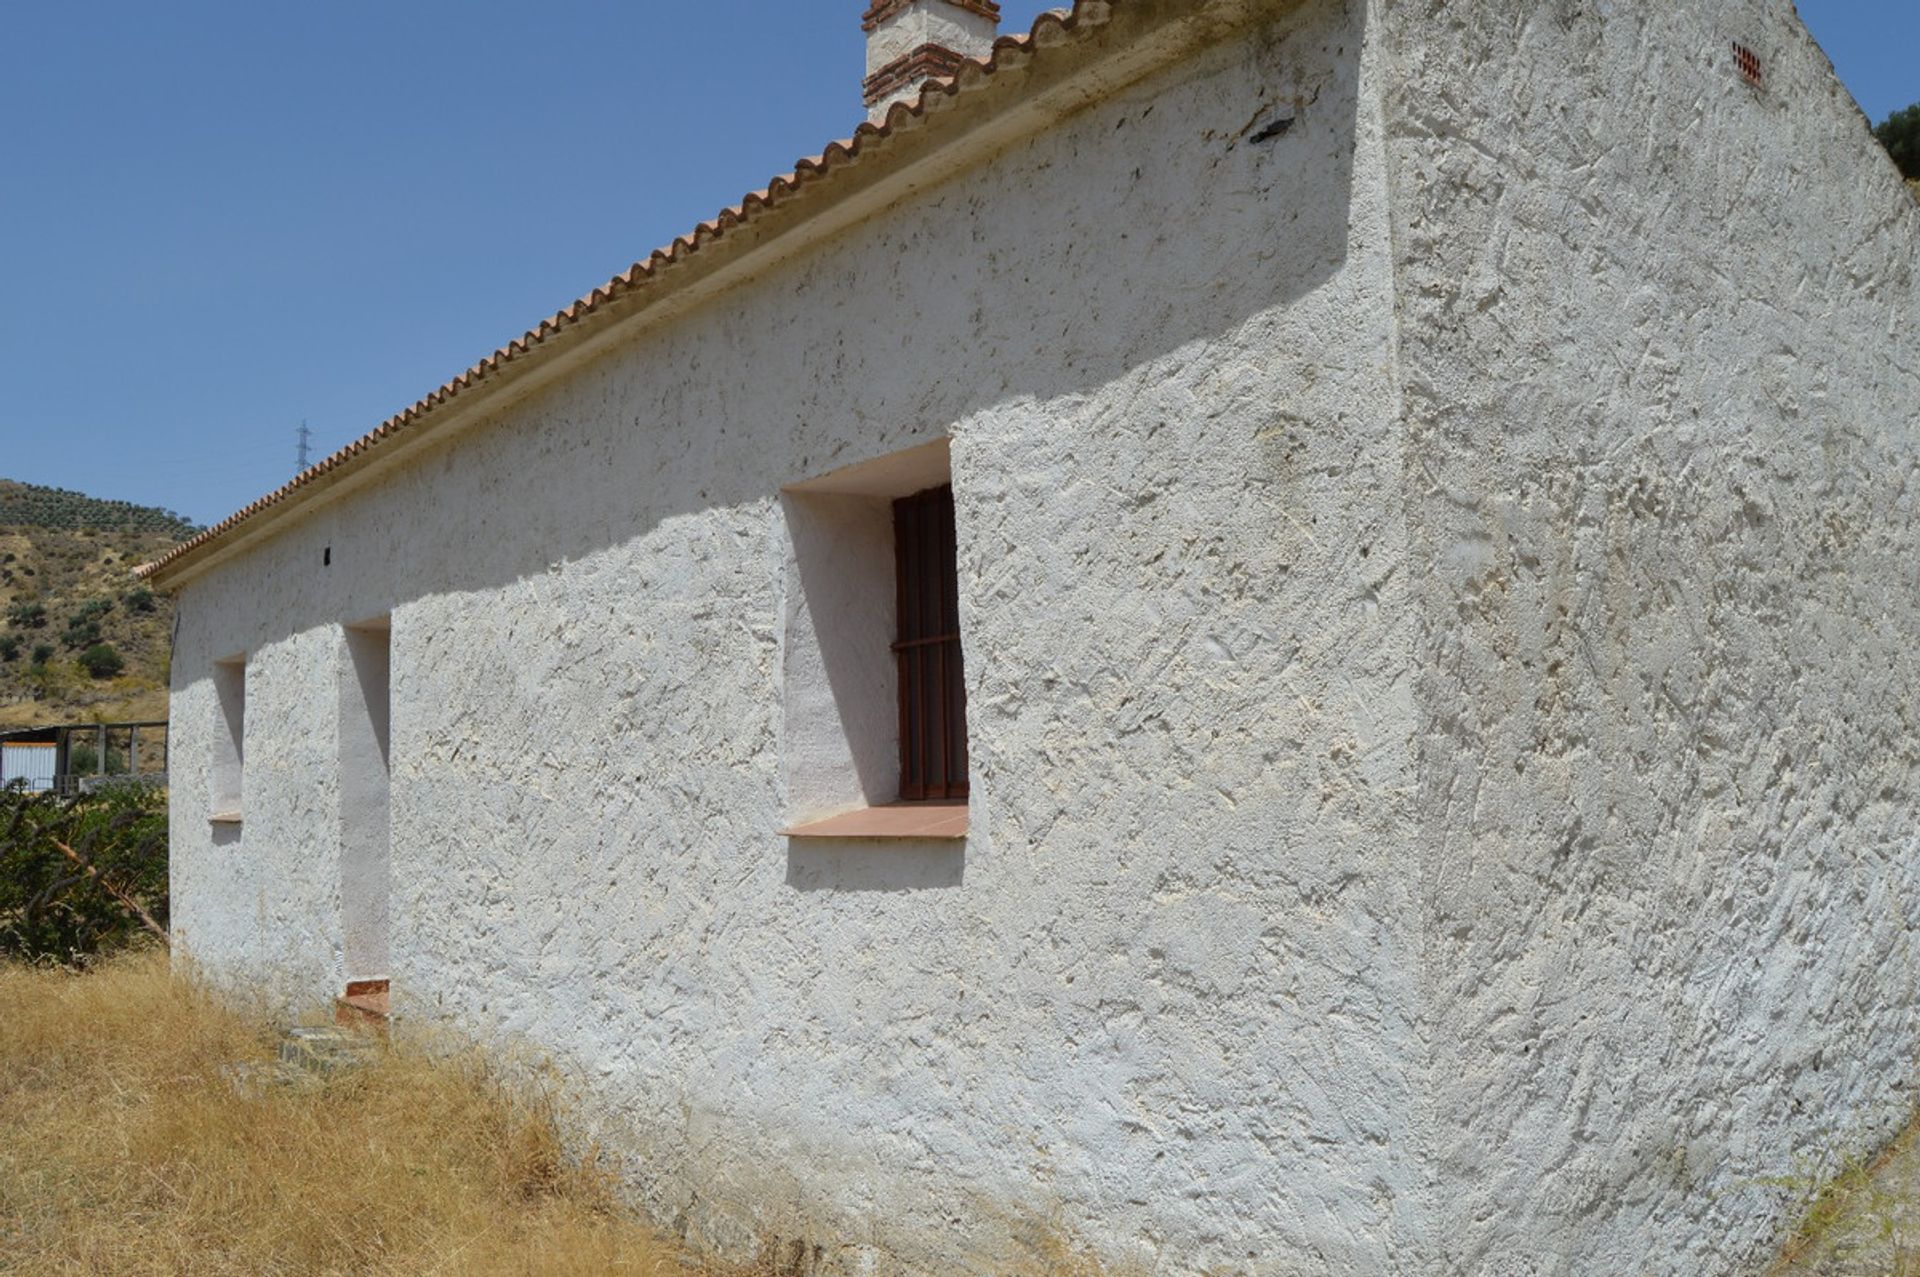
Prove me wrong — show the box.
[782,488,904,813]
[786,839,965,892]
[189,0,1367,650]
[177,1,1372,879]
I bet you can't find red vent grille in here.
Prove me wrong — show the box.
[1733,42,1763,88]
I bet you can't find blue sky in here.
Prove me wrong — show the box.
[1,2,1914,529]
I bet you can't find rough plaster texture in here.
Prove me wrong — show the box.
[164,0,1920,1272]
[1377,0,1920,1273]
[174,3,1412,1270]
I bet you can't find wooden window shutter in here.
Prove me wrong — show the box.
[893,484,968,801]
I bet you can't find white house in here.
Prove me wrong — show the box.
[1,738,57,792]
[141,1,1920,1272]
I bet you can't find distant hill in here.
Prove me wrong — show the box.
[0,479,199,540]
[0,481,193,730]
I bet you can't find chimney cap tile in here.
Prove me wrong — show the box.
[862,0,1002,34]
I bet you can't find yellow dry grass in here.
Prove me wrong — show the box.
[0,688,168,733]
[0,949,716,1277]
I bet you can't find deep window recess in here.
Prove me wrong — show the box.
[340,620,391,984]
[893,484,968,801]
[211,656,245,820]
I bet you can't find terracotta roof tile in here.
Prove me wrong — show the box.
[136,4,1098,583]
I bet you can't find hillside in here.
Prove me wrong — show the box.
[0,481,196,731]
[0,480,197,540]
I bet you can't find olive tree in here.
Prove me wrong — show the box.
[1875,103,1920,181]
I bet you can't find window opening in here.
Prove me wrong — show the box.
[341,620,392,984]
[893,484,968,800]
[212,656,245,819]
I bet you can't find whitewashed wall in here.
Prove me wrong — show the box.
[169,0,1920,1268]
[1379,0,1920,1273]
[171,2,1415,1271]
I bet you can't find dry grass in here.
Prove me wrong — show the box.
[0,949,715,1276]
[0,687,168,734]
[1764,1118,1920,1277]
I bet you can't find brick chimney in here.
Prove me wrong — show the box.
[863,0,1001,122]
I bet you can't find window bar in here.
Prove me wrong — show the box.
[895,494,921,800]
[928,493,947,798]
[943,490,966,798]
[892,484,968,802]
[924,492,939,797]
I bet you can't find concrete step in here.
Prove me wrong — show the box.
[219,984,390,1099]
[278,1025,378,1075]
[222,1023,378,1098]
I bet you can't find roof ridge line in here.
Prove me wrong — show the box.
[137,2,1160,584]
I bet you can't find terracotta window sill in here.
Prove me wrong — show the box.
[209,811,244,826]
[780,801,968,840]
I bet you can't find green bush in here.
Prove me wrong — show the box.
[78,643,125,679]
[29,643,53,667]
[7,601,46,630]
[62,619,102,651]
[123,587,157,614]
[1876,103,1920,180]
[0,785,168,961]
[65,743,128,776]
[0,635,17,663]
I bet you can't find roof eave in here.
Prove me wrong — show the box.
[140,0,1291,591]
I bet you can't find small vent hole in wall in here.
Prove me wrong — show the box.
[324,546,332,566]
[1732,41,1764,89]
